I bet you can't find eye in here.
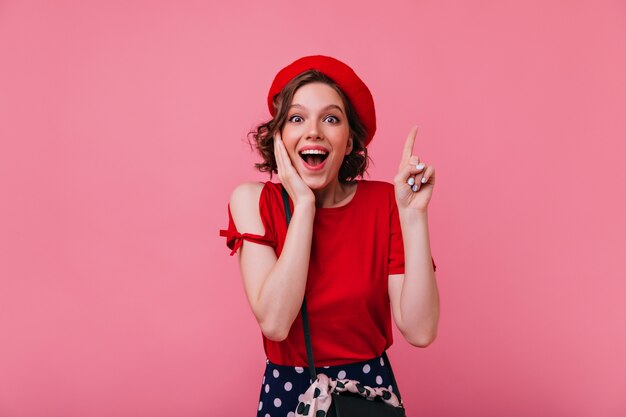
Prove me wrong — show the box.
[324,115,340,123]
[288,115,303,123]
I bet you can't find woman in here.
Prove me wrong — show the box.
[220,55,439,417]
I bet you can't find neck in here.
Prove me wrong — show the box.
[312,180,357,208]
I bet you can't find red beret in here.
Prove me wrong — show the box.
[267,55,377,147]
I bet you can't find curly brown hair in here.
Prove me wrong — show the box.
[248,70,370,183]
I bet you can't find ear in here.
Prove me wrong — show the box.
[345,136,353,155]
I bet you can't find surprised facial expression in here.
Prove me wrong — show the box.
[280,82,353,190]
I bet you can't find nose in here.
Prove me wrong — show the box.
[306,120,322,140]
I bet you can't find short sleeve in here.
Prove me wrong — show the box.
[388,189,437,274]
[388,197,405,275]
[219,200,276,256]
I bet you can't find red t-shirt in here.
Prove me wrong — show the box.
[220,180,436,366]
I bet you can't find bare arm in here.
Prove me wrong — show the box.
[389,126,440,347]
[229,182,315,341]
[389,209,439,347]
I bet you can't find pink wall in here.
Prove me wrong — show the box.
[1,1,625,416]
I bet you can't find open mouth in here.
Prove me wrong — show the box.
[299,149,329,167]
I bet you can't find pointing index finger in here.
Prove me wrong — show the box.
[402,126,418,163]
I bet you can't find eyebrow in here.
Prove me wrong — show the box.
[288,104,345,115]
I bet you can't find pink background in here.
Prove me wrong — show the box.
[1,1,625,416]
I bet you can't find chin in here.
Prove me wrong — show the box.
[296,170,334,190]
[302,177,329,190]
[295,162,339,191]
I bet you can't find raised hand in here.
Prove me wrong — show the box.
[393,126,436,212]
[274,131,315,208]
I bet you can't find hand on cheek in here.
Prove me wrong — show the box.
[274,131,315,207]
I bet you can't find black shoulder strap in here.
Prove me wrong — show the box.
[280,186,402,401]
[281,185,292,224]
[281,187,316,382]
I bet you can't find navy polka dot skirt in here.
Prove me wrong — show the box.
[256,355,397,417]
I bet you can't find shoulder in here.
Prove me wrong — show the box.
[359,179,393,189]
[229,182,266,230]
[357,180,397,212]
[229,180,283,201]
[229,181,282,231]
[229,182,264,210]
[358,180,395,198]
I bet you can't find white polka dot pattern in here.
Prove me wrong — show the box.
[259,355,396,416]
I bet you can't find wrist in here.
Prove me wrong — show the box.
[294,200,316,216]
[398,207,428,224]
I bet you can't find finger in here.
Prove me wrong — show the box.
[277,135,295,173]
[395,163,427,191]
[407,162,426,174]
[414,165,434,191]
[399,160,425,177]
[275,132,290,165]
[401,126,418,164]
[274,134,285,176]
[394,163,423,186]
[420,165,435,184]
[275,133,299,183]
[408,155,421,166]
